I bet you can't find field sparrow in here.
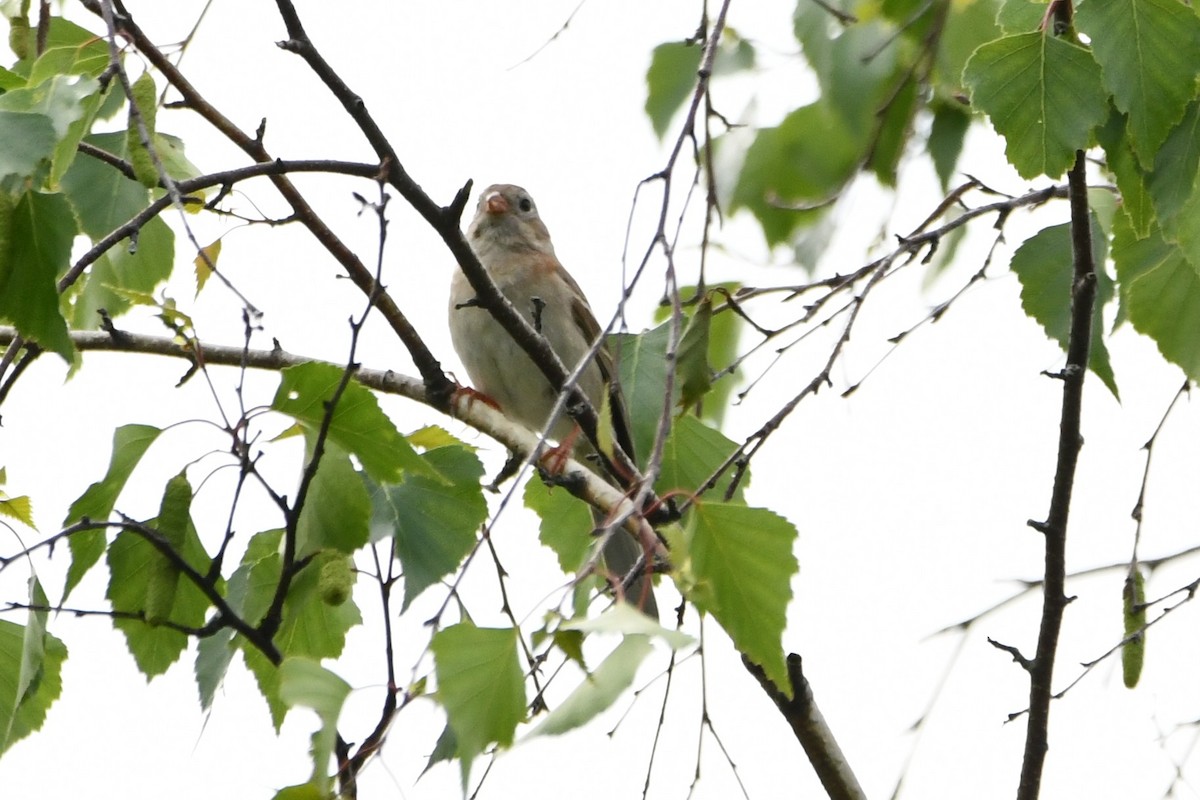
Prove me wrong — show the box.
[449,183,656,617]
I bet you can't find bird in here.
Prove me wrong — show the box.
[448,183,657,618]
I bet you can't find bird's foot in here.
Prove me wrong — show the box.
[538,425,581,475]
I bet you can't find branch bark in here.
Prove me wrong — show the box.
[743,653,866,800]
[0,325,662,560]
[1017,149,1097,800]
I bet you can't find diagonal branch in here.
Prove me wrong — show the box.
[268,0,641,490]
[0,325,661,560]
[80,0,453,404]
[743,653,865,800]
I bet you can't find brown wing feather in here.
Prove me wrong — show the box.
[571,292,637,464]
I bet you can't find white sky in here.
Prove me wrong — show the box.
[3,2,1200,798]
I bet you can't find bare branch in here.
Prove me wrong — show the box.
[1016,150,1098,800]
[743,653,866,800]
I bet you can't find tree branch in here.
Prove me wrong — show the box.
[0,325,662,559]
[265,0,641,487]
[743,653,865,800]
[1017,149,1097,800]
[81,1,453,404]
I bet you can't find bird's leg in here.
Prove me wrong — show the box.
[450,382,503,412]
[450,381,509,490]
[538,423,581,475]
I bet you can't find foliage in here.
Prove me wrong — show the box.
[0,0,1198,798]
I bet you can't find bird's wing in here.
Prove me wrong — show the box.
[570,291,638,465]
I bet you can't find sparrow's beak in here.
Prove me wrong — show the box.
[484,192,508,215]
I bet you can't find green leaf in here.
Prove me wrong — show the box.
[0,111,56,179]
[60,131,151,240]
[274,550,362,660]
[1096,108,1154,238]
[27,27,110,83]
[0,67,23,91]
[105,518,213,679]
[1010,219,1118,397]
[676,296,713,413]
[27,18,110,80]
[643,34,755,139]
[1174,188,1200,274]
[407,424,467,450]
[0,616,67,757]
[63,425,163,523]
[1113,217,1200,380]
[1076,0,1200,168]
[659,414,747,503]
[551,628,586,669]
[527,635,653,738]
[194,239,220,294]
[611,322,677,467]
[0,494,33,527]
[937,0,1004,90]
[996,0,1050,34]
[0,578,59,755]
[713,31,756,75]
[143,472,193,626]
[644,41,703,139]
[232,530,286,628]
[242,541,361,730]
[563,602,695,650]
[1122,568,1146,689]
[271,783,327,800]
[869,77,918,187]
[614,301,740,447]
[367,444,486,610]
[432,623,526,767]
[963,32,1107,179]
[524,478,593,573]
[68,215,176,328]
[880,0,932,28]
[793,9,898,127]
[1088,186,1119,239]
[1145,99,1200,239]
[0,73,98,138]
[278,658,351,793]
[194,626,236,712]
[62,423,163,600]
[685,503,797,692]
[272,362,430,484]
[929,102,972,190]
[295,438,370,557]
[0,469,34,528]
[0,190,75,360]
[153,132,203,183]
[421,724,458,778]
[50,84,107,188]
[197,528,282,710]
[732,101,863,245]
[701,290,744,427]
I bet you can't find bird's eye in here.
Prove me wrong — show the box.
[518,197,533,213]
